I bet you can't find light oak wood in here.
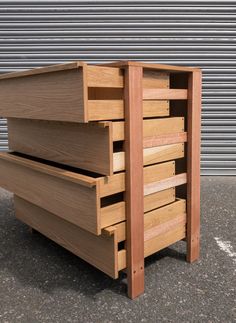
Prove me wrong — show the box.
[101,61,200,73]
[0,68,87,122]
[0,153,100,234]
[144,188,175,213]
[112,117,185,141]
[143,132,187,149]
[87,65,124,88]
[144,214,186,241]
[8,118,113,176]
[143,89,188,100]
[87,100,169,120]
[143,71,169,88]
[104,199,186,243]
[144,173,187,196]
[118,250,127,271]
[7,118,182,176]
[0,152,177,235]
[143,100,170,118]
[88,100,124,121]
[144,224,186,258]
[118,225,186,269]
[101,202,126,228]
[99,160,175,197]
[102,187,177,228]
[113,143,184,172]
[101,180,177,228]
[14,195,186,278]
[144,199,186,231]
[14,196,119,279]
[104,222,126,243]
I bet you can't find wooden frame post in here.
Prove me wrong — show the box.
[124,65,145,299]
[187,70,202,262]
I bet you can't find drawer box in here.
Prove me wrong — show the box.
[8,117,184,175]
[0,152,181,234]
[0,63,170,122]
[14,196,186,279]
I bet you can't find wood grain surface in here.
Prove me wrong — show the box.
[15,196,119,278]
[8,118,113,175]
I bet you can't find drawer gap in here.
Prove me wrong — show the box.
[10,152,103,178]
[101,192,124,208]
[113,141,124,153]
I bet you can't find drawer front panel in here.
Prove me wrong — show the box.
[0,68,86,122]
[0,153,100,234]
[8,118,113,176]
[14,196,119,279]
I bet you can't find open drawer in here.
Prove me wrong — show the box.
[8,117,185,175]
[0,152,185,234]
[0,62,171,122]
[14,196,186,279]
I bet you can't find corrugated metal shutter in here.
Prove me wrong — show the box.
[0,1,235,175]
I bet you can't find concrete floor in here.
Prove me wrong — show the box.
[0,177,235,323]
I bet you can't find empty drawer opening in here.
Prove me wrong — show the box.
[101,192,124,208]
[88,87,123,100]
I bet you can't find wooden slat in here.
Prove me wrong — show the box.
[99,160,175,197]
[143,161,175,184]
[144,188,175,213]
[99,172,126,198]
[102,187,176,227]
[113,143,184,172]
[112,117,185,141]
[143,132,187,149]
[15,196,119,279]
[88,100,124,121]
[118,225,186,270]
[103,222,126,243]
[87,65,124,88]
[118,250,127,271]
[104,199,186,243]
[101,61,199,73]
[87,100,169,121]
[0,68,87,122]
[144,199,186,231]
[101,202,126,228]
[124,65,144,299]
[143,100,170,118]
[8,118,113,176]
[144,224,186,257]
[101,188,176,232]
[143,89,188,100]
[143,71,169,88]
[144,173,187,196]
[144,214,186,241]
[0,153,100,234]
[187,70,202,263]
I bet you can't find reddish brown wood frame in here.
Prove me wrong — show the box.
[124,65,145,299]
[102,61,201,299]
[187,70,202,262]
